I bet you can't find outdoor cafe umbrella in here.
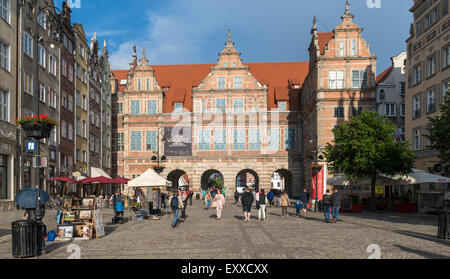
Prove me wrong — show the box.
[111,177,130,184]
[380,169,450,184]
[48,177,74,182]
[14,188,50,209]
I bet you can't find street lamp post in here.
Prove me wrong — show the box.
[151,127,166,174]
[309,139,324,212]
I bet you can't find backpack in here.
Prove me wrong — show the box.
[170,196,179,209]
[323,194,332,206]
[259,194,266,204]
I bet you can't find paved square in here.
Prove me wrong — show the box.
[0,199,448,259]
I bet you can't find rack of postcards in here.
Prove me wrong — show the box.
[56,196,105,241]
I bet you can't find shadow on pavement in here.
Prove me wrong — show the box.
[341,212,437,227]
[394,244,450,259]
[394,230,450,247]
[45,241,72,254]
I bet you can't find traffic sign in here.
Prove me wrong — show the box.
[26,141,36,152]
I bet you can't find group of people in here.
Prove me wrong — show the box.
[167,188,195,228]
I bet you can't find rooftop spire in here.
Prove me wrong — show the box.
[341,0,354,20]
[345,0,350,14]
[225,29,234,48]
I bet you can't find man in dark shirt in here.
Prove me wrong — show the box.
[331,187,342,223]
[241,188,254,222]
[299,189,310,218]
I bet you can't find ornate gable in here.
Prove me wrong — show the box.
[126,48,162,93]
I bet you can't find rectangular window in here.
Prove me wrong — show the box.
[61,57,67,77]
[329,71,344,89]
[146,131,157,151]
[23,73,33,95]
[216,99,226,113]
[117,102,123,114]
[339,40,345,57]
[249,129,261,150]
[49,54,57,76]
[82,94,87,110]
[426,88,436,113]
[61,120,67,138]
[146,78,150,90]
[352,70,367,88]
[37,11,46,29]
[37,44,46,67]
[233,98,244,113]
[76,91,81,107]
[68,95,73,112]
[24,32,33,57]
[233,129,245,150]
[427,54,436,77]
[117,133,124,151]
[214,129,226,151]
[234,76,242,89]
[443,0,449,16]
[137,79,141,91]
[0,41,9,71]
[199,130,210,151]
[130,100,140,114]
[443,45,450,69]
[82,120,86,138]
[0,89,9,121]
[351,106,363,117]
[0,0,10,23]
[76,149,80,162]
[385,103,396,116]
[147,100,157,115]
[90,136,95,152]
[76,118,80,137]
[68,123,73,141]
[414,65,422,85]
[49,88,56,108]
[416,20,422,36]
[39,84,46,103]
[400,103,406,117]
[351,40,357,56]
[413,95,421,118]
[130,131,142,151]
[413,128,421,150]
[401,82,406,96]
[278,101,287,112]
[285,129,296,150]
[269,129,280,151]
[68,64,73,82]
[443,80,449,103]
[334,107,345,118]
[218,76,226,89]
[174,103,183,113]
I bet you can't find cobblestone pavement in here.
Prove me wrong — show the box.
[0,199,449,259]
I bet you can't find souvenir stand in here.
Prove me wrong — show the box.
[56,196,105,241]
[128,168,170,220]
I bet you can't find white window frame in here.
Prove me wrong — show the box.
[39,84,46,103]
[329,71,344,89]
[24,72,33,95]
[339,40,345,57]
[0,41,10,71]
[0,0,10,23]
[384,103,396,117]
[351,40,357,56]
[218,76,226,89]
[233,76,242,89]
[49,88,56,108]
[0,89,9,122]
[233,98,244,113]
[37,11,46,30]
[426,89,436,113]
[24,32,33,58]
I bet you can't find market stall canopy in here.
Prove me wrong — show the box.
[91,167,112,179]
[111,177,130,184]
[78,176,114,184]
[48,177,74,182]
[128,168,169,187]
[71,175,87,184]
[381,169,450,184]
[327,174,396,186]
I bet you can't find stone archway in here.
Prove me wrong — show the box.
[167,169,190,190]
[201,169,224,190]
[272,169,293,197]
[236,169,259,192]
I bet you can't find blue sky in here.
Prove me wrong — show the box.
[55,0,413,73]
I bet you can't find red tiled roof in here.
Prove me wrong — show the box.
[113,61,310,112]
[376,65,393,84]
[318,32,334,55]
[112,70,129,92]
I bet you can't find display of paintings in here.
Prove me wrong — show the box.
[57,226,73,239]
[82,198,95,208]
[94,209,105,237]
[79,210,92,219]
[63,197,72,208]
[63,211,76,221]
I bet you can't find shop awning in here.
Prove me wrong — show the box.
[48,177,74,182]
[380,169,450,184]
[111,177,131,184]
[77,176,114,184]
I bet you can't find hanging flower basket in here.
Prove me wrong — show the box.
[153,165,165,174]
[16,114,58,140]
[311,164,323,174]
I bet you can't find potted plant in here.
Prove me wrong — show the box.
[397,194,415,213]
[350,195,363,213]
[153,165,165,174]
[16,114,58,140]
[311,164,323,174]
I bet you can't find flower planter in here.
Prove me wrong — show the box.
[351,203,363,213]
[153,166,165,174]
[21,122,53,140]
[397,203,415,213]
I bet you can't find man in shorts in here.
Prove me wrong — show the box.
[241,188,254,222]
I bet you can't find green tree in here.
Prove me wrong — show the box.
[324,111,415,211]
[426,88,450,169]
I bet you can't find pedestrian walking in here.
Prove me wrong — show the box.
[280,191,290,218]
[206,191,212,210]
[323,189,333,223]
[299,189,310,218]
[202,188,206,208]
[331,187,342,223]
[112,192,125,217]
[257,190,267,221]
[234,190,239,205]
[161,191,167,209]
[188,187,194,205]
[295,200,301,217]
[267,189,274,208]
[181,190,188,220]
[241,187,254,221]
[169,191,184,228]
[215,189,226,220]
